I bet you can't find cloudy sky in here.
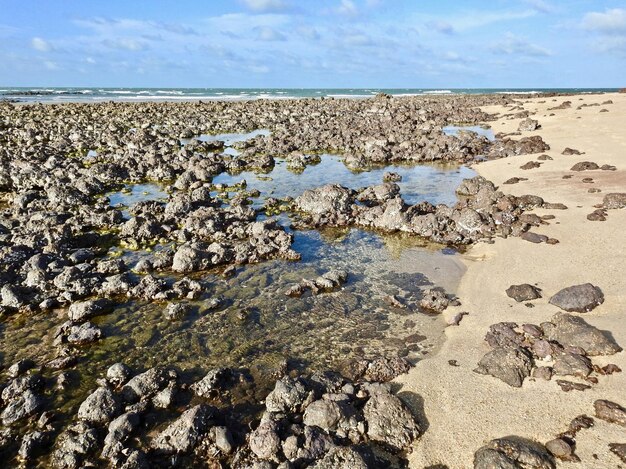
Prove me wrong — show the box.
[0,0,624,88]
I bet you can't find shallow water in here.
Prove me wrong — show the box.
[0,129,474,435]
[215,155,475,207]
[443,124,495,141]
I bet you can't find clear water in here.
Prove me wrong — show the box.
[214,155,475,207]
[443,125,495,141]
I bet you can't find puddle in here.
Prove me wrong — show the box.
[443,125,495,141]
[108,183,169,217]
[214,155,475,208]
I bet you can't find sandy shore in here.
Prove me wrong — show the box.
[396,92,626,468]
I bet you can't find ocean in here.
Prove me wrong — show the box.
[0,87,619,103]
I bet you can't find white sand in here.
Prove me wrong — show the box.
[396,93,626,468]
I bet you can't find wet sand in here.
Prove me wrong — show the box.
[396,93,626,468]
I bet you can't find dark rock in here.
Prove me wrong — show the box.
[570,162,599,171]
[610,443,626,463]
[506,284,542,302]
[474,346,533,387]
[51,422,99,469]
[542,313,621,356]
[68,299,113,323]
[552,353,592,378]
[556,380,591,392]
[474,436,556,469]
[562,148,582,155]
[518,118,540,132]
[521,232,548,243]
[107,363,132,387]
[520,161,541,170]
[594,400,626,427]
[545,438,577,462]
[548,283,604,313]
[503,177,528,185]
[419,287,450,313]
[249,418,281,461]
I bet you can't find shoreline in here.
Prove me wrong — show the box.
[396,92,626,468]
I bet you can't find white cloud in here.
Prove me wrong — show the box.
[523,0,554,14]
[249,64,270,73]
[337,0,358,17]
[44,61,59,70]
[492,33,552,57]
[241,0,289,13]
[583,9,626,34]
[31,37,52,52]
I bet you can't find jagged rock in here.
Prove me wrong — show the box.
[506,284,542,302]
[249,418,281,461]
[309,446,370,468]
[107,363,132,387]
[152,405,215,453]
[77,387,121,424]
[542,313,621,356]
[474,346,533,387]
[51,422,99,469]
[363,388,420,450]
[265,376,312,413]
[68,299,113,323]
[603,193,626,209]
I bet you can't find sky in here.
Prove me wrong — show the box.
[0,0,625,88]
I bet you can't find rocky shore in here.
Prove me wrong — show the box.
[0,93,624,467]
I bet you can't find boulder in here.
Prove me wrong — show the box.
[542,313,621,356]
[549,283,604,313]
[474,346,533,387]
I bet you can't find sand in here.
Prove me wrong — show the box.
[396,92,626,468]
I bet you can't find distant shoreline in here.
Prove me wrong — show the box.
[0,87,619,104]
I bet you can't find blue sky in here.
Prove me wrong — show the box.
[0,0,624,88]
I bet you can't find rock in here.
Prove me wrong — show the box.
[303,399,344,431]
[107,363,132,387]
[518,118,540,132]
[562,148,582,155]
[152,405,215,454]
[503,177,528,184]
[570,161,599,171]
[309,446,370,468]
[1,389,44,425]
[474,346,533,387]
[587,209,607,221]
[265,376,311,413]
[67,321,102,344]
[191,368,231,397]
[610,443,626,463]
[7,358,36,378]
[556,380,591,392]
[506,284,542,302]
[363,356,411,382]
[549,283,604,313]
[545,438,577,462]
[51,422,99,469]
[603,193,626,209]
[532,367,553,381]
[296,184,354,217]
[474,436,555,469]
[122,367,175,402]
[383,171,402,182]
[249,418,281,461]
[102,412,140,461]
[566,415,594,435]
[68,299,113,323]
[363,388,420,450]
[19,430,49,461]
[212,426,235,455]
[77,387,121,424]
[542,313,621,356]
[419,287,450,313]
[521,231,548,243]
[164,302,191,320]
[594,400,626,427]
[520,161,541,170]
[552,353,592,377]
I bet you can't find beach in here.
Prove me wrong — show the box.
[0,92,624,467]
[397,92,626,468]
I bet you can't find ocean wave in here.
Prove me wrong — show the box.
[423,90,453,94]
